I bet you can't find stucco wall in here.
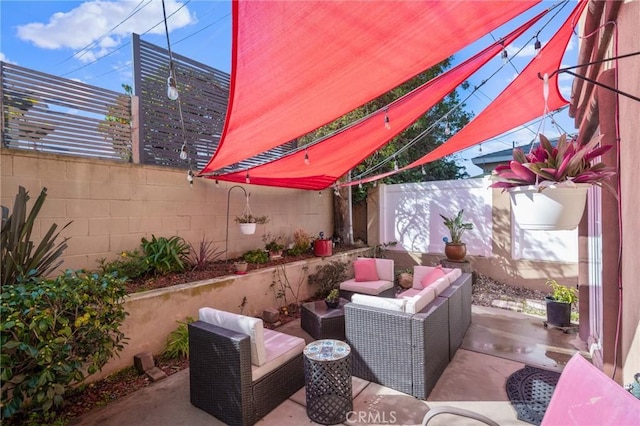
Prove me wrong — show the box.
[92,248,369,382]
[1,149,333,272]
[617,0,640,387]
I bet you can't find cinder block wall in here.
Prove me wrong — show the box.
[1,149,333,273]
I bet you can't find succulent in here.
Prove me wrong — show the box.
[489,133,615,190]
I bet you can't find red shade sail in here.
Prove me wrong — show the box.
[199,0,540,175]
[211,11,547,190]
[355,0,587,185]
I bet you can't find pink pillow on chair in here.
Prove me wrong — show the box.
[420,266,445,288]
[354,259,379,282]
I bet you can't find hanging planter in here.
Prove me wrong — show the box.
[491,133,615,231]
[234,195,268,235]
[509,184,590,231]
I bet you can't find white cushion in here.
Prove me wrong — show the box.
[372,258,395,281]
[340,278,393,295]
[426,277,451,296]
[199,307,267,366]
[398,288,421,299]
[251,329,305,382]
[405,287,436,314]
[351,294,406,312]
[444,268,462,284]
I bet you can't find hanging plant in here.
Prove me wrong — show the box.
[490,133,615,230]
[233,195,268,235]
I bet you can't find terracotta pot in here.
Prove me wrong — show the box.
[444,243,466,262]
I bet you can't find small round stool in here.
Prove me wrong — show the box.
[303,339,352,425]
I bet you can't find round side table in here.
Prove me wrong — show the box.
[303,339,352,425]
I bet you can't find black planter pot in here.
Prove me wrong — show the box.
[325,300,339,309]
[545,296,572,327]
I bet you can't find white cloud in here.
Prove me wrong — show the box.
[16,0,196,63]
[0,52,17,64]
[506,43,538,59]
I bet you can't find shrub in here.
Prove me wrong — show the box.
[0,270,128,420]
[97,249,150,280]
[308,260,349,298]
[1,186,71,287]
[288,229,312,256]
[161,317,194,360]
[141,235,190,275]
[243,249,269,264]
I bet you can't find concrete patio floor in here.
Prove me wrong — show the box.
[70,305,588,426]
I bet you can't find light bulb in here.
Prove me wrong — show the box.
[534,37,541,54]
[318,191,322,197]
[167,76,179,101]
[245,171,250,184]
[304,150,310,165]
[187,170,194,186]
[179,144,187,160]
[393,160,398,171]
[358,181,363,189]
[373,181,377,187]
[421,165,426,175]
[384,112,391,130]
[501,49,508,64]
[479,144,483,153]
[445,122,451,135]
[215,179,220,188]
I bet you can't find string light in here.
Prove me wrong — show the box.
[421,165,426,175]
[384,107,391,130]
[501,48,508,64]
[479,143,483,153]
[318,191,322,197]
[187,169,194,187]
[215,179,220,188]
[304,149,310,165]
[393,160,399,171]
[167,70,179,100]
[245,170,250,184]
[373,181,377,187]
[179,143,187,160]
[534,36,542,54]
[358,181,363,189]
[444,120,451,136]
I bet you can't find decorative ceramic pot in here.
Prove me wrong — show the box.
[239,223,257,235]
[545,296,572,327]
[509,184,590,231]
[444,243,466,262]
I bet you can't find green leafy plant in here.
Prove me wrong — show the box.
[234,214,269,224]
[547,279,578,304]
[161,317,195,360]
[0,270,128,420]
[325,288,339,303]
[242,249,269,264]
[141,235,190,275]
[1,186,71,288]
[97,249,150,280]
[262,232,285,252]
[440,209,473,244]
[308,260,349,298]
[490,133,615,190]
[187,237,223,270]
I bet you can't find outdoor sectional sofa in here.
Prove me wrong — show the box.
[188,307,306,426]
[345,269,472,399]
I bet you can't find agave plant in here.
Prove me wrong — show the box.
[489,133,616,190]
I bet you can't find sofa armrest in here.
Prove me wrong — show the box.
[188,320,253,426]
[345,302,415,395]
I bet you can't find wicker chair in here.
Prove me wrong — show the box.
[345,272,473,400]
[188,320,305,426]
[345,295,450,399]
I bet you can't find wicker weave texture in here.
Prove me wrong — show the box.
[188,320,304,426]
[301,299,347,340]
[345,304,415,395]
[438,274,472,360]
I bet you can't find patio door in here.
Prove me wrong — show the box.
[587,185,604,364]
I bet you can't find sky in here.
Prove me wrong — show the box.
[0,0,580,177]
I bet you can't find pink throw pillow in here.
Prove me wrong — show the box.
[354,259,379,282]
[420,266,445,288]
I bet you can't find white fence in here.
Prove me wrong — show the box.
[377,178,578,263]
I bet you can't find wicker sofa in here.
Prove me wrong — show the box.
[345,272,472,399]
[188,307,306,426]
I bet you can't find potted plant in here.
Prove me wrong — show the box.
[490,133,615,230]
[440,209,473,262]
[263,232,285,259]
[235,214,268,235]
[234,260,248,274]
[544,279,577,328]
[324,288,340,309]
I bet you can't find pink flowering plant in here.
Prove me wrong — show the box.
[489,133,616,190]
